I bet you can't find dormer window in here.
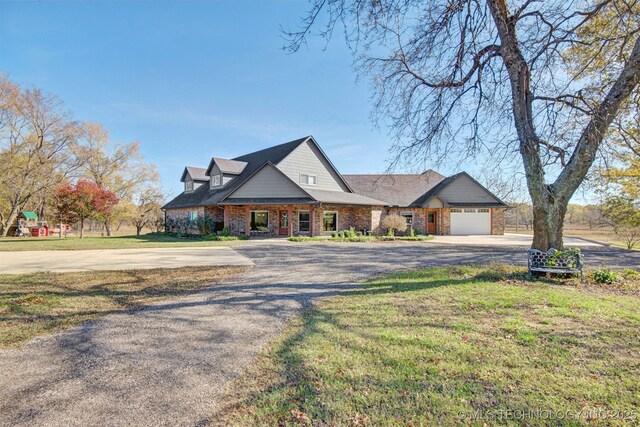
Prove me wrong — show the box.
[300,174,317,186]
[185,180,194,192]
[212,174,221,187]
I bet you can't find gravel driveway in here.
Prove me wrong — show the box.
[0,242,638,426]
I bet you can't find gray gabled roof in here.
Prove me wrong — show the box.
[180,166,209,183]
[412,172,507,208]
[343,170,445,207]
[208,157,248,175]
[164,137,312,209]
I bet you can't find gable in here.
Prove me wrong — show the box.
[436,174,502,205]
[227,164,310,199]
[276,140,350,192]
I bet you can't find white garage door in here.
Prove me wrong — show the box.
[450,208,491,235]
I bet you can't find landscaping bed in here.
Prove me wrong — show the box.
[212,265,640,426]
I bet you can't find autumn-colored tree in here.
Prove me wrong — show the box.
[52,180,118,238]
[0,75,85,236]
[77,123,159,236]
[51,182,79,238]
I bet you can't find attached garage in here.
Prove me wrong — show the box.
[450,208,491,235]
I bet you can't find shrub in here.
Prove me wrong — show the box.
[409,227,415,237]
[221,226,230,237]
[356,231,362,237]
[592,268,619,284]
[347,227,357,238]
[382,214,407,236]
[623,268,640,279]
[194,216,216,235]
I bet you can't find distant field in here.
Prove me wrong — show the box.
[506,226,617,243]
[0,233,240,251]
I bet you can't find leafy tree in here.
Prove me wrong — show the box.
[287,0,640,250]
[0,75,85,236]
[130,186,165,236]
[52,180,118,238]
[603,196,640,249]
[76,122,159,236]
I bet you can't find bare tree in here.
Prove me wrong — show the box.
[286,0,640,250]
[0,77,85,236]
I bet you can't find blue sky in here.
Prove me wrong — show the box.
[2,0,503,199]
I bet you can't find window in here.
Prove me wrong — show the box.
[250,211,269,231]
[400,211,413,226]
[323,211,337,232]
[189,211,198,223]
[464,208,477,213]
[212,174,221,187]
[298,211,310,232]
[185,180,194,192]
[451,208,462,213]
[478,208,490,213]
[300,174,317,186]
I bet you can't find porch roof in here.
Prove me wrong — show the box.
[219,197,317,205]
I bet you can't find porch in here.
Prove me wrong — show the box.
[221,204,380,237]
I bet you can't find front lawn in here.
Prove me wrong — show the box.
[213,266,640,426]
[0,266,247,347]
[0,232,243,251]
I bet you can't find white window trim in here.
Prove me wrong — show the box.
[322,210,338,232]
[298,210,310,232]
[300,173,317,186]
[451,208,462,213]
[250,210,269,231]
[189,211,198,222]
[212,174,221,187]
[185,180,194,192]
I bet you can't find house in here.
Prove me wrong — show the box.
[162,136,507,237]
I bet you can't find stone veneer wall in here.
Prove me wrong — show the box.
[491,208,505,235]
[441,208,451,235]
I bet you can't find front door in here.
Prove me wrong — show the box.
[426,209,437,234]
[279,211,289,235]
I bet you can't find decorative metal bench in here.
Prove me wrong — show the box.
[527,248,583,276]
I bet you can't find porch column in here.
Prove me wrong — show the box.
[309,205,315,236]
[245,205,251,236]
[288,205,293,237]
[223,205,230,230]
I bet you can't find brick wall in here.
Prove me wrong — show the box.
[165,207,204,233]
[386,207,427,235]
[491,208,505,235]
[312,205,379,236]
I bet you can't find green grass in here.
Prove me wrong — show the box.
[0,232,243,251]
[213,266,640,426]
[0,266,247,347]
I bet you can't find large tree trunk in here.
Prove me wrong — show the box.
[79,218,84,239]
[136,225,143,236]
[488,0,640,251]
[1,206,21,237]
[104,220,112,237]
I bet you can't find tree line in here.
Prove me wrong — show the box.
[0,74,165,237]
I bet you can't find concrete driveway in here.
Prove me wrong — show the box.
[433,233,606,247]
[0,242,638,426]
[0,247,254,274]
